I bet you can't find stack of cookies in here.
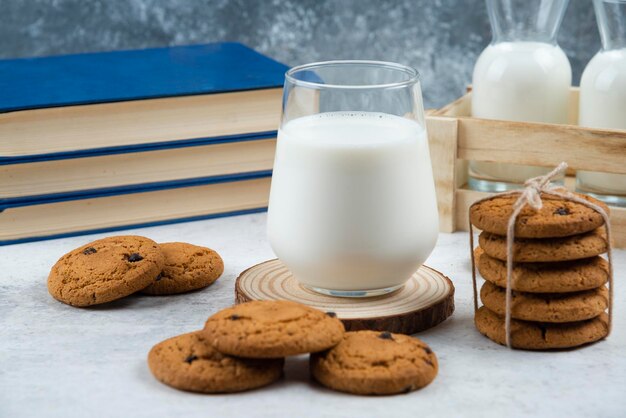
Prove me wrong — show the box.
[148,300,439,395]
[470,193,611,350]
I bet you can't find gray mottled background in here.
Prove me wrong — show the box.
[1,0,600,107]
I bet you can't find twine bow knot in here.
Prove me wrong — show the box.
[469,162,613,348]
[516,162,568,212]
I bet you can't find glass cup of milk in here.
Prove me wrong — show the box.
[576,0,626,207]
[267,61,439,297]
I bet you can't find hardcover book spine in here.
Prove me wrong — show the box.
[0,131,277,165]
[0,208,268,246]
[0,170,273,209]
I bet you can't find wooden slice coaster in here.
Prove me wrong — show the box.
[235,259,455,334]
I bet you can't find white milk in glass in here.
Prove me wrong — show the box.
[470,41,572,185]
[577,48,626,200]
[267,112,439,291]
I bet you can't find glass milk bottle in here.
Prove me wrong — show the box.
[576,0,626,207]
[469,0,572,191]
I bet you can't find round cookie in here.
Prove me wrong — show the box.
[48,235,164,307]
[479,228,608,262]
[148,331,283,393]
[480,281,608,323]
[470,193,608,238]
[474,306,609,350]
[310,330,438,395]
[203,300,345,358]
[475,247,609,293]
[141,242,224,295]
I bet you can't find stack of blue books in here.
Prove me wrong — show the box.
[0,42,288,244]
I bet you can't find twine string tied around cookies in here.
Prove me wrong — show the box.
[469,162,613,349]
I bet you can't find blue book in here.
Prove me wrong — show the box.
[0,43,285,244]
[0,42,287,163]
[0,172,272,245]
[0,133,276,206]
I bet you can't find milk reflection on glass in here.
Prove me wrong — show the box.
[267,61,439,297]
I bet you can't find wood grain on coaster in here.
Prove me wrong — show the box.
[235,259,455,334]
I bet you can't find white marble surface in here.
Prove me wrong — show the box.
[0,212,624,418]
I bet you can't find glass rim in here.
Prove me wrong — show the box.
[285,60,421,90]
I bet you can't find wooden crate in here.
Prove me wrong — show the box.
[425,88,626,248]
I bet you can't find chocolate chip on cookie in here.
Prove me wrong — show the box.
[310,330,438,395]
[148,331,284,393]
[82,247,97,255]
[554,207,570,216]
[203,300,345,358]
[126,253,144,262]
[47,235,164,307]
[141,242,224,296]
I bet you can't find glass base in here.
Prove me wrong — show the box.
[468,176,565,193]
[576,172,626,207]
[574,188,626,208]
[468,162,563,193]
[468,176,525,192]
[303,283,404,298]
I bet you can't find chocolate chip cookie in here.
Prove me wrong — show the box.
[480,281,608,323]
[311,330,438,395]
[470,193,608,238]
[148,331,284,393]
[48,235,164,307]
[478,228,608,262]
[141,242,223,295]
[474,306,609,350]
[475,247,609,293]
[203,300,345,358]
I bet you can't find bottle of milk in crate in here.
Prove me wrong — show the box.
[577,0,626,207]
[470,0,571,192]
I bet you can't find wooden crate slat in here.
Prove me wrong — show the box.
[426,86,626,248]
[457,118,626,174]
[432,93,471,117]
[609,205,626,249]
[453,188,486,233]
[426,116,458,233]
